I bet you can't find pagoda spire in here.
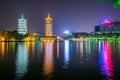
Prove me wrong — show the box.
[45,13,53,36]
[17,14,27,35]
[48,13,50,18]
[21,14,24,19]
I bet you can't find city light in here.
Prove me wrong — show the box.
[101,19,112,25]
[1,0,120,80]
[103,19,111,24]
[99,42,114,79]
[64,30,69,34]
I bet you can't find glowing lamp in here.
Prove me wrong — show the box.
[64,31,69,34]
[101,22,104,24]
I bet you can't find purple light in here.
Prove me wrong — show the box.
[99,42,114,79]
[101,22,104,24]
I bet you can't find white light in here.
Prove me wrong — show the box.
[63,40,70,68]
[15,43,28,79]
[64,30,69,34]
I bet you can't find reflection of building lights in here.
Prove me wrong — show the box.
[76,41,79,53]
[63,40,70,68]
[15,43,29,79]
[119,41,120,54]
[57,40,60,58]
[43,42,54,78]
[80,41,83,62]
[31,42,35,57]
[40,41,43,54]
[26,42,30,54]
[99,42,114,80]
[1,42,5,58]
[12,42,16,53]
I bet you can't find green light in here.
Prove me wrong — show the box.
[12,42,16,53]
[116,40,119,54]
[118,0,120,5]
[113,0,120,8]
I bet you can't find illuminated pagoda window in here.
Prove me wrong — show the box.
[45,13,53,36]
[17,14,27,35]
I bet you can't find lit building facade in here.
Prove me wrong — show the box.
[94,20,120,33]
[45,14,53,36]
[17,14,27,35]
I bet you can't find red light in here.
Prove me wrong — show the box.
[104,20,111,24]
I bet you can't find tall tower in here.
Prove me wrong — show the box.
[45,13,53,36]
[17,14,27,35]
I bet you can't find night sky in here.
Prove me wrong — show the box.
[0,0,120,35]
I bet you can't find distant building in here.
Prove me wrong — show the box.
[94,25,101,32]
[72,32,88,37]
[44,13,53,36]
[17,14,27,35]
[94,20,120,33]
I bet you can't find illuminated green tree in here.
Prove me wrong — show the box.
[98,0,120,8]
[113,0,120,8]
[115,16,120,21]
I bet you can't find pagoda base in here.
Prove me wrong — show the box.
[42,36,55,42]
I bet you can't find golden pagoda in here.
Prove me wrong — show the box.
[45,13,53,36]
[43,13,54,42]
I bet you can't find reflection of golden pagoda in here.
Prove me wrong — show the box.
[43,42,54,78]
[43,13,54,42]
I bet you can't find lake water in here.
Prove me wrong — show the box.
[0,40,120,80]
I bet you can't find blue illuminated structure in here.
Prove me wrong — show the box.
[17,14,27,35]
